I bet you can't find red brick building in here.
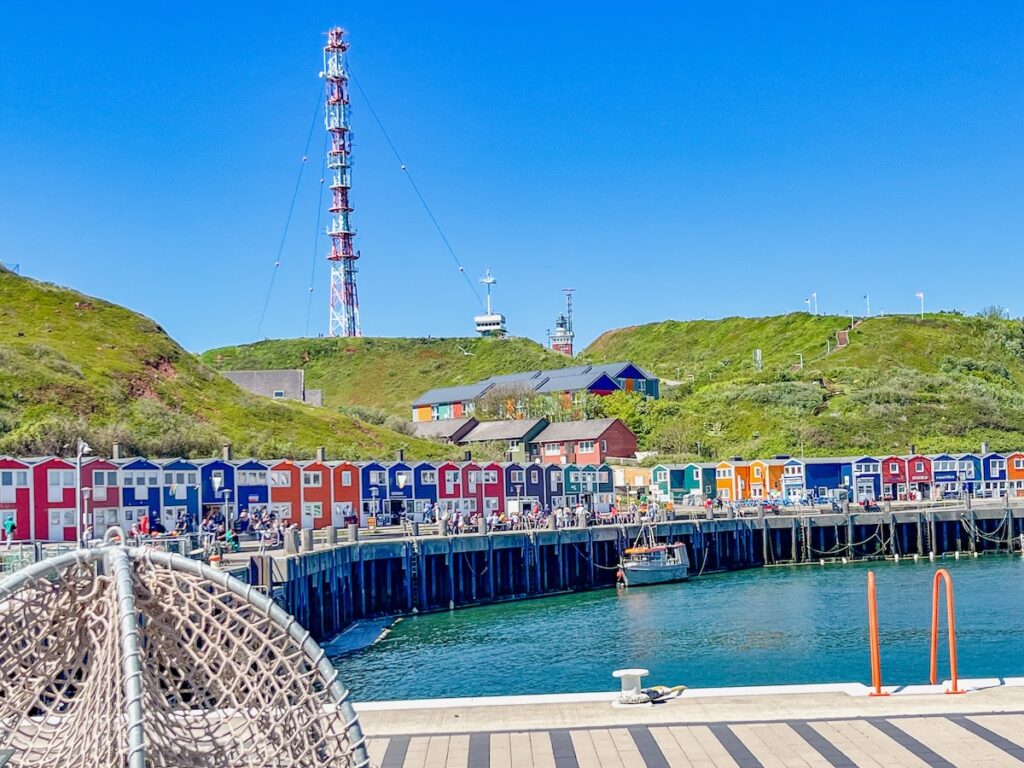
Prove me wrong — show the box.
[532,418,637,465]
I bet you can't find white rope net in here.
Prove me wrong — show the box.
[0,548,366,767]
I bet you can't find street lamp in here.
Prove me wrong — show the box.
[80,487,93,544]
[75,438,91,546]
[370,487,379,528]
[396,472,409,526]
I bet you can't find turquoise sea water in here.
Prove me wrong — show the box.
[336,556,1024,701]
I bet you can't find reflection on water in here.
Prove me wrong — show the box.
[337,557,1024,701]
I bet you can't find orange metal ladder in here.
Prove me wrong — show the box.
[930,568,964,694]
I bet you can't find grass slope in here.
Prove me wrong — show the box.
[0,268,451,460]
[582,312,1024,458]
[201,336,573,415]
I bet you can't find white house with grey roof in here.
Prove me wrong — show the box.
[410,361,658,422]
[222,370,322,407]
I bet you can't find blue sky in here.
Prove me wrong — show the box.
[1,3,1022,352]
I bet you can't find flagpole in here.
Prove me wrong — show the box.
[865,294,870,317]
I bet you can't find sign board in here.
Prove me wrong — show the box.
[367,516,377,531]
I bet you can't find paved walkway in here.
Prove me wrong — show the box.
[356,684,1024,767]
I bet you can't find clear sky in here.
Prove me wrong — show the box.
[1,2,1022,352]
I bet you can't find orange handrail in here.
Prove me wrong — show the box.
[929,568,963,694]
[866,571,888,696]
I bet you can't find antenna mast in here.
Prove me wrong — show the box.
[323,27,361,337]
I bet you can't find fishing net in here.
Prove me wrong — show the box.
[0,543,368,767]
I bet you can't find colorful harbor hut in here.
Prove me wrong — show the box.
[930,455,960,497]
[804,457,852,499]
[748,460,770,499]
[269,460,301,526]
[359,461,389,523]
[32,456,77,542]
[958,454,982,496]
[385,461,415,521]
[410,461,438,520]
[235,460,270,520]
[880,456,908,500]
[981,452,1008,496]
[299,459,332,529]
[905,455,933,499]
[331,460,360,527]
[544,463,566,509]
[0,457,31,540]
[852,457,882,501]
[159,459,200,532]
[118,458,161,533]
[503,461,545,513]
[436,461,463,514]
[199,457,236,525]
[81,457,122,534]
[781,459,806,500]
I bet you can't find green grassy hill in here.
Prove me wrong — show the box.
[581,312,1024,459]
[201,336,573,416]
[0,267,452,460]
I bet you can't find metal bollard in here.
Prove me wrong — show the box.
[284,530,300,555]
[300,529,314,552]
[347,524,359,543]
[478,517,487,535]
[547,516,556,530]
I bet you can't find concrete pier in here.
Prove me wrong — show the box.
[251,504,1024,642]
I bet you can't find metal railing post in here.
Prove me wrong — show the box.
[866,571,888,696]
[929,568,963,694]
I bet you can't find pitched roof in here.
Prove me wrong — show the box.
[533,372,619,394]
[408,418,477,441]
[533,418,623,443]
[412,382,494,406]
[461,418,547,443]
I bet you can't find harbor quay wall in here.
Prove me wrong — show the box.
[255,504,1024,642]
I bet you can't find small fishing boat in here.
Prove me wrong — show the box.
[619,524,690,586]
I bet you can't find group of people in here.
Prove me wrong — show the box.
[429,500,661,534]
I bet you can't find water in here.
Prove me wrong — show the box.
[336,556,1024,701]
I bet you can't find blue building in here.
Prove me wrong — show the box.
[544,463,566,509]
[359,461,389,521]
[851,457,882,501]
[411,462,438,519]
[118,458,161,530]
[981,453,1008,496]
[781,459,806,499]
[159,459,200,531]
[503,462,547,513]
[930,455,960,496]
[200,458,236,522]
[386,461,415,519]
[235,459,270,517]
[804,458,853,499]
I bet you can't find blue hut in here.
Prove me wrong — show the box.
[411,462,438,520]
[957,454,982,495]
[931,455,960,496]
[235,459,270,517]
[544,463,566,510]
[982,453,1008,496]
[804,458,852,500]
[118,458,162,531]
[159,459,200,532]
[359,461,389,522]
[200,458,236,523]
[781,458,806,500]
[503,462,527,511]
[386,461,415,520]
[851,457,882,501]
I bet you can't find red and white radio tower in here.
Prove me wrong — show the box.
[323,27,360,337]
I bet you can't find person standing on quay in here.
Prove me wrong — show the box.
[3,515,15,549]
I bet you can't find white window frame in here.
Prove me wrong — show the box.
[655,470,668,482]
[421,470,437,485]
[270,471,292,487]
[273,390,285,399]
[544,444,562,456]
[510,470,525,484]
[369,470,386,485]
[577,441,595,453]
[341,470,353,487]
[302,471,323,487]
[483,470,498,484]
